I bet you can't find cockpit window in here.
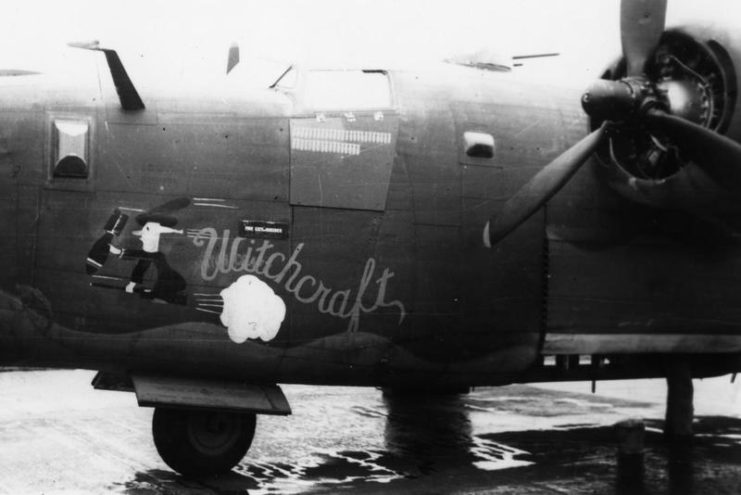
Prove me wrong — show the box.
[275,68,392,112]
[302,70,391,111]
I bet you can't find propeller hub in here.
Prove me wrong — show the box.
[582,77,664,122]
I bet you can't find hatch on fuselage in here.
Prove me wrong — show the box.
[276,67,399,211]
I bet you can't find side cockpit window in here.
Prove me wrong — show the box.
[52,119,90,179]
[275,68,393,112]
[303,70,391,111]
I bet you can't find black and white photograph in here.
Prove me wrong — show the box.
[1,0,741,493]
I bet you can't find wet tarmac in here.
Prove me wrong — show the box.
[1,370,741,494]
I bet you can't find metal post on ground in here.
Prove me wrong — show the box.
[615,418,645,494]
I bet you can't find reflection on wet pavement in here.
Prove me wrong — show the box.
[150,392,538,494]
[382,393,532,475]
[2,371,741,494]
[108,419,741,495]
[114,387,741,494]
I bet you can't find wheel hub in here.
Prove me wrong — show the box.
[187,411,241,455]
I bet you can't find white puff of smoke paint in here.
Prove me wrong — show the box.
[219,275,286,343]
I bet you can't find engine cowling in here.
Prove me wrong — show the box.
[589,30,738,212]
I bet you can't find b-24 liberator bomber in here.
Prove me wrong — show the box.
[2,0,741,476]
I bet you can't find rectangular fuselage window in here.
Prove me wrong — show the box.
[52,119,90,179]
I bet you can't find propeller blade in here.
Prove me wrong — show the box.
[645,109,741,190]
[621,0,667,76]
[484,123,606,247]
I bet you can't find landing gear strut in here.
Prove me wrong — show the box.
[664,357,694,439]
[152,407,256,476]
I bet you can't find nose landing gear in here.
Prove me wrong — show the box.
[152,407,257,476]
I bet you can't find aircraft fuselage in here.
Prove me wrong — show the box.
[2,29,741,389]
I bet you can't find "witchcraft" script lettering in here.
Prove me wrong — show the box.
[192,228,406,333]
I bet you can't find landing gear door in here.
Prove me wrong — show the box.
[287,70,398,211]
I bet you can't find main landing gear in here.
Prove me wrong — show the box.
[664,357,694,439]
[152,408,257,476]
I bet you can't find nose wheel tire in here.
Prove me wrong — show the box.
[152,407,256,477]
